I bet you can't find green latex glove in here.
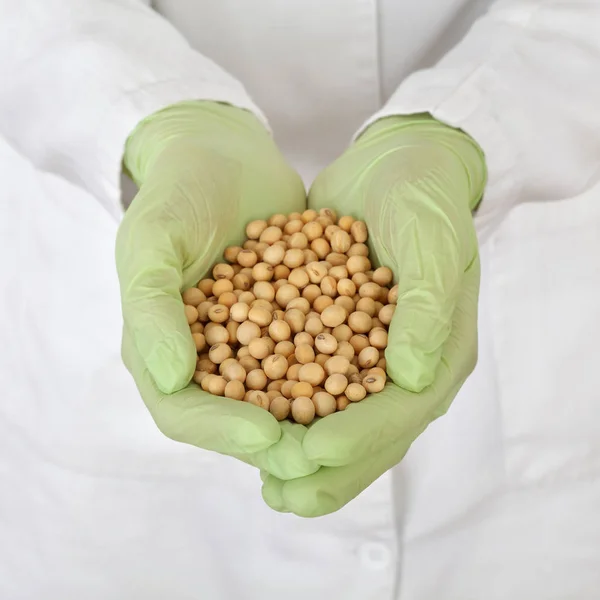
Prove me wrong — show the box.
[261,114,487,516]
[116,101,318,479]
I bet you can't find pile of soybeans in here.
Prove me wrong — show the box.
[182,209,396,425]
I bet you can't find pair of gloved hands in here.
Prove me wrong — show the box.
[116,101,486,517]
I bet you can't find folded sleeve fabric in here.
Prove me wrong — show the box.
[358,0,600,240]
[0,0,268,220]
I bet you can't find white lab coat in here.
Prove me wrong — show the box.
[1,1,600,598]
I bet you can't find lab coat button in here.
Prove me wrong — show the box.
[359,542,392,570]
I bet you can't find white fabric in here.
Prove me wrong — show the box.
[2,0,600,599]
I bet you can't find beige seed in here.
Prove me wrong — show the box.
[335,296,355,314]
[312,391,337,417]
[224,380,246,401]
[281,380,297,398]
[302,284,322,304]
[269,396,291,421]
[212,263,234,281]
[288,232,308,250]
[379,304,396,325]
[268,379,285,392]
[190,322,204,334]
[349,334,370,354]
[388,285,399,304]
[248,306,272,327]
[197,279,215,296]
[336,395,350,411]
[358,346,380,369]
[348,311,372,334]
[236,250,258,268]
[311,238,331,259]
[263,354,288,380]
[192,333,206,352]
[207,304,229,324]
[268,213,288,228]
[324,373,348,396]
[246,220,268,240]
[230,302,250,323]
[222,360,246,383]
[287,363,302,381]
[236,320,261,346]
[363,371,386,393]
[248,337,272,360]
[369,327,388,349]
[332,324,353,342]
[298,362,325,386]
[356,297,377,316]
[315,353,329,367]
[347,243,369,257]
[207,375,227,396]
[262,244,285,266]
[275,284,300,308]
[283,249,305,268]
[305,316,325,337]
[302,221,323,241]
[208,343,233,365]
[334,340,355,361]
[182,288,206,306]
[239,355,261,373]
[338,215,354,232]
[247,390,270,410]
[294,332,314,347]
[193,370,210,385]
[330,230,352,253]
[273,265,291,280]
[347,255,371,275]
[224,245,242,263]
[350,220,368,243]
[313,295,334,314]
[288,268,309,289]
[337,278,356,297]
[212,279,233,298]
[246,369,268,390]
[324,355,350,376]
[287,297,311,314]
[218,292,237,308]
[259,225,283,244]
[372,266,393,286]
[345,383,367,402]
[326,252,348,267]
[314,333,338,354]
[359,282,381,300]
[197,357,217,374]
[184,304,199,325]
[320,304,347,328]
[284,219,304,235]
[306,261,328,284]
[291,396,315,425]
[284,308,306,334]
[268,319,291,342]
[274,340,295,358]
[292,343,313,365]
[252,281,275,302]
[291,381,314,399]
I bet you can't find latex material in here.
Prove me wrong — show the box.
[261,114,487,516]
[116,101,318,479]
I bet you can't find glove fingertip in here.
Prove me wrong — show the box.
[385,343,439,393]
[261,475,289,513]
[145,331,197,394]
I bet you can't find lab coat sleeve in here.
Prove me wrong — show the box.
[0,0,268,220]
[359,0,600,238]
